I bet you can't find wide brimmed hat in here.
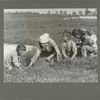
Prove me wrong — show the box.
[80,28,88,33]
[39,33,50,43]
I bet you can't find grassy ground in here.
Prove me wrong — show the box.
[4,56,98,83]
[4,13,98,83]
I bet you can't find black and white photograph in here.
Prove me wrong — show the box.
[4,8,98,83]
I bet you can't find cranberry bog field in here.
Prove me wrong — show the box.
[4,13,98,83]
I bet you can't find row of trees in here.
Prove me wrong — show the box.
[6,9,97,16]
[47,9,97,16]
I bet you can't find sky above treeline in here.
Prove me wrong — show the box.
[4,8,96,15]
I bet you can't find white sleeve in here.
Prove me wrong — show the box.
[93,35,97,42]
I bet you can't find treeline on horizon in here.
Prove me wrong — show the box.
[5,9,97,17]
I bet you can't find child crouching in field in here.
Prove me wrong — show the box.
[4,43,40,71]
[81,29,97,57]
[62,33,77,61]
[34,33,62,66]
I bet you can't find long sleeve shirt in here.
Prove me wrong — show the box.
[4,45,40,68]
[84,34,97,50]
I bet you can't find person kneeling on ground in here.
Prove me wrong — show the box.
[20,44,41,69]
[4,43,40,70]
[81,29,97,57]
[72,28,83,57]
[30,33,61,66]
[62,33,77,61]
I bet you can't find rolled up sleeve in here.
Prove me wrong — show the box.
[72,41,77,56]
[30,47,41,64]
[49,39,61,55]
[62,43,68,59]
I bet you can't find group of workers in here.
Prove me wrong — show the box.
[4,28,97,71]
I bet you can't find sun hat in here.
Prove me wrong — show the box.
[39,33,50,43]
[80,28,88,33]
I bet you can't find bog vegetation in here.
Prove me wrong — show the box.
[4,13,98,83]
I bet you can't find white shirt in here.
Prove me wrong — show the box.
[85,34,97,49]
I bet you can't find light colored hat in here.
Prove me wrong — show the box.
[80,28,88,33]
[39,33,50,43]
